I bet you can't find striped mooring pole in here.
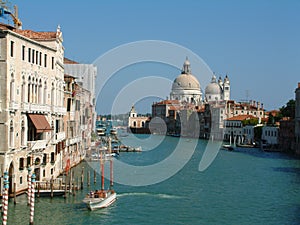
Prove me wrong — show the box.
[2,171,9,225]
[27,167,32,206]
[29,173,36,225]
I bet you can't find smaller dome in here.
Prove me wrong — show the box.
[205,75,222,95]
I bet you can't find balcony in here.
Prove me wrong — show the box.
[66,136,81,146]
[56,132,66,142]
[51,106,67,115]
[9,101,19,111]
[27,140,47,151]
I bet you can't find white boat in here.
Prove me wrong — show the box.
[83,138,116,210]
[110,127,117,135]
[83,190,116,210]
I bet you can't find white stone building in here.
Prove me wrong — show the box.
[261,126,279,145]
[0,23,65,194]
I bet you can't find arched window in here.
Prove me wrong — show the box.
[9,120,14,147]
[142,121,145,128]
[21,120,25,146]
[21,75,26,102]
[38,79,42,104]
[44,81,47,105]
[28,76,31,102]
[51,82,55,106]
[133,121,136,127]
[10,73,15,102]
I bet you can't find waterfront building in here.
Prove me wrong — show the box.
[278,117,294,152]
[0,23,65,194]
[295,82,300,154]
[261,126,279,145]
[63,74,93,169]
[64,58,97,132]
[224,115,258,144]
[128,105,150,133]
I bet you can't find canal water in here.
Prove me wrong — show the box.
[4,134,300,225]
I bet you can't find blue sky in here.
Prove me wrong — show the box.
[5,0,300,114]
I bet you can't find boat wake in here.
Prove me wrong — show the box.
[117,192,183,199]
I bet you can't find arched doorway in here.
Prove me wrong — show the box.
[8,162,14,196]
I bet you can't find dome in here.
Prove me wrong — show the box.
[205,75,222,95]
[172,73,200,91]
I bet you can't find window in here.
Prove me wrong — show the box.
[67,98,72,112]
[28,48,31,62]
[10,41,14,57]
[36,51,39,64]
[21,120,25,146]
[42,153,47,165]
[32,49,35,63]
[51,57,54,69]
[22,45,25,60]
[39,52,42,65]
[19,158,24,170]
[51,152,55,163]
[20,177,23,184]
[27,156,31,167]
[43,169,45,177]
[9,120,14,147]
[44,54,47,67]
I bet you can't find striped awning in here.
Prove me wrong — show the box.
[28,114,52,133]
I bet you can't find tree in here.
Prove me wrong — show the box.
[279,99,295,119]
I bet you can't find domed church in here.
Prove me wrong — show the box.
[205,74,230,102]
[170,58,202,105]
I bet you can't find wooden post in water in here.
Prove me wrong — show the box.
[13,182,17,205]
[64,174,67,199]
[81,167,84,190]
[94,169,96,184]
[50,176,54,199]
[37,182,40,198]
[69,168,72,195]
[87,171,90,187]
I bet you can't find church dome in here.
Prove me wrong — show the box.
[172,74,200,91]
[171,58,201,91]
[205,75,222,95]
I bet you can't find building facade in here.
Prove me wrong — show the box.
[0,24,65,194]
[295,83,300,154]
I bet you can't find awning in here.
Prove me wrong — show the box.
[28,114,52,133]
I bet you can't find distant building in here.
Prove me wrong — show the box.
[261,126,279,145]
[224,115,257,144]
[205,74,230,102]
[128,106,150,133]
[170,58,202,105]
[278,117,295,152]
[64,58,97,132]
[295,82,300,154]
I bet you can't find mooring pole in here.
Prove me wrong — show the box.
[29,173,36,225]
[2,171,9,225]
[27,167,32,205]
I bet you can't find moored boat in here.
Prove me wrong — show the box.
[83,138,116,210]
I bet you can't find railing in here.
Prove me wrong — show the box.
[27,139,47,151]
[66,136,81,146]
[9,101,19,111]
[56,132,66,142]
